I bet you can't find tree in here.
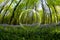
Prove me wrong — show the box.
[0,0,9,13]
[0,0,60,24]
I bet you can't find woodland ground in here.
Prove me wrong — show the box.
[0,24,60,40]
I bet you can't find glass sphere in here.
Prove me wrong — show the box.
[19,9,40,24]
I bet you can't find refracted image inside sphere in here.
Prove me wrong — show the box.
[19,9,40,24]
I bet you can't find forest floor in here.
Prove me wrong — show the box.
[0,23,60,40]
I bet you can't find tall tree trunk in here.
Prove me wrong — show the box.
[45,0,52,24]
[1,0,14,23]
[25,0,28,24]
[52,5,58,23]
[9,0,21,24]
[0,0,9,13]
[41,0,45,24]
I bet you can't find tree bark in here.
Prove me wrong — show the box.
[0,0,9,13]
[41,0,45,24]
[1,0,14,23]
[9,0,21,24]
[45,0,52,24]
[52,5,58,23]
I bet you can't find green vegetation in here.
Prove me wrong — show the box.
[0,26,60,40]
[0,0,60,40]
[0,0,60,24]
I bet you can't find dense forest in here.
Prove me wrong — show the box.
[0,0,60,40]
[0,0,60,25]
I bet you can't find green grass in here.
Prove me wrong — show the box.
[0,25,60,40]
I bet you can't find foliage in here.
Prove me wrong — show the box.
[0,26,60,40]
[0,0,60,24]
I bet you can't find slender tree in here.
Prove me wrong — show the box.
[52,4,58,23]
[1,0,14,23]
[45,0,52,24]
[0,0,9,13]
[41,0,46,24]
[9,0,21,24]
